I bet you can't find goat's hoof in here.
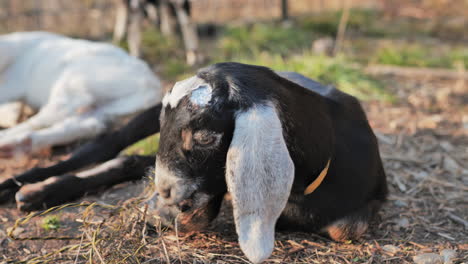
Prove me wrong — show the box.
[16,196,44,212]
[15,182,48,212]
[325,220,369,242]
[0,178,20,203]
[15,192,26,202]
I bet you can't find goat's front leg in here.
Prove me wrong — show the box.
[127,0,143,57]
[0,104,161,203]
[159,0,178,36]
[0,100,73,143]
[15,155,155,211]
[113,0,129,44]
[171,0,199,65]
[0,114,106,158]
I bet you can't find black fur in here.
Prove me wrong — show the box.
[16,155,155,211]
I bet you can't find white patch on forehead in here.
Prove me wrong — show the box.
[190,84,212,106]
[162,76,210,108]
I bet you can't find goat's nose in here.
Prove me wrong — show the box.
[177,199,193,212]
[159,187,171,199]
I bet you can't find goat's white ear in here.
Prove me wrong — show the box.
[225,103,294,264]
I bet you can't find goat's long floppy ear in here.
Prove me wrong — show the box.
[226,102,294,263]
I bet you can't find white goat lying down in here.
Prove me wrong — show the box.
[0,31,162,157]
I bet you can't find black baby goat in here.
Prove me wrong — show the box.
[0,62,387,264]
[154,62,387,263]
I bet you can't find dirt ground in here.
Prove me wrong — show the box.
[0,74,467,263]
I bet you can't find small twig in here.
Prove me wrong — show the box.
[392,173,407,192]
[174,215,183,264]
[408,241,427,249]
[141,204,149,244]
[73,232,86,264]
[436,232,455,240]
[365,253,374,264]
[425,177,468,191]
[447,213,468,230]
[118,243,147,264]
[160,237,171,264]
[85,228,105,264]
[14,243,91,264]
[302,240,326,248]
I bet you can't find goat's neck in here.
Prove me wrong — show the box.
[276,79,335,179]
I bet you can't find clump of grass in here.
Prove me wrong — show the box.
[236,52,393,102]
[41,215,61,231]
[218,23,312,58]
[123,133,160,156]
[298,9,387,38]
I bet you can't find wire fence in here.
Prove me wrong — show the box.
[0,0,116,38]
[0,0,379,38]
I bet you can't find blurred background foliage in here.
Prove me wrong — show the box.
[129,4,466,102]
[1,0,465,100]
[1,0,466,153]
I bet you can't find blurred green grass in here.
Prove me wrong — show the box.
[233,52,393,102]
[372,43,468,69]
[129,8,467,80]
[298,9,386,37]
[298,8,467,40]
[123,133,160,156]
[218,23,311,58]
[137,21,391,101]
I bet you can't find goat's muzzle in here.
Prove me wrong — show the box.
[152,191,223,232]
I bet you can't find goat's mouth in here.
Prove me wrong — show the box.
[153,192,224,232]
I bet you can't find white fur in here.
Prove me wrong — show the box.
[76,156,127,178]
[162,76,210,108]
[225,102,295,264]
[0,31,162,154]
[154,158,199,205]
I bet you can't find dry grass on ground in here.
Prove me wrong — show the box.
[0,75,467,263]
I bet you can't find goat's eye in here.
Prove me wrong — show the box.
[193,131,216,146]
